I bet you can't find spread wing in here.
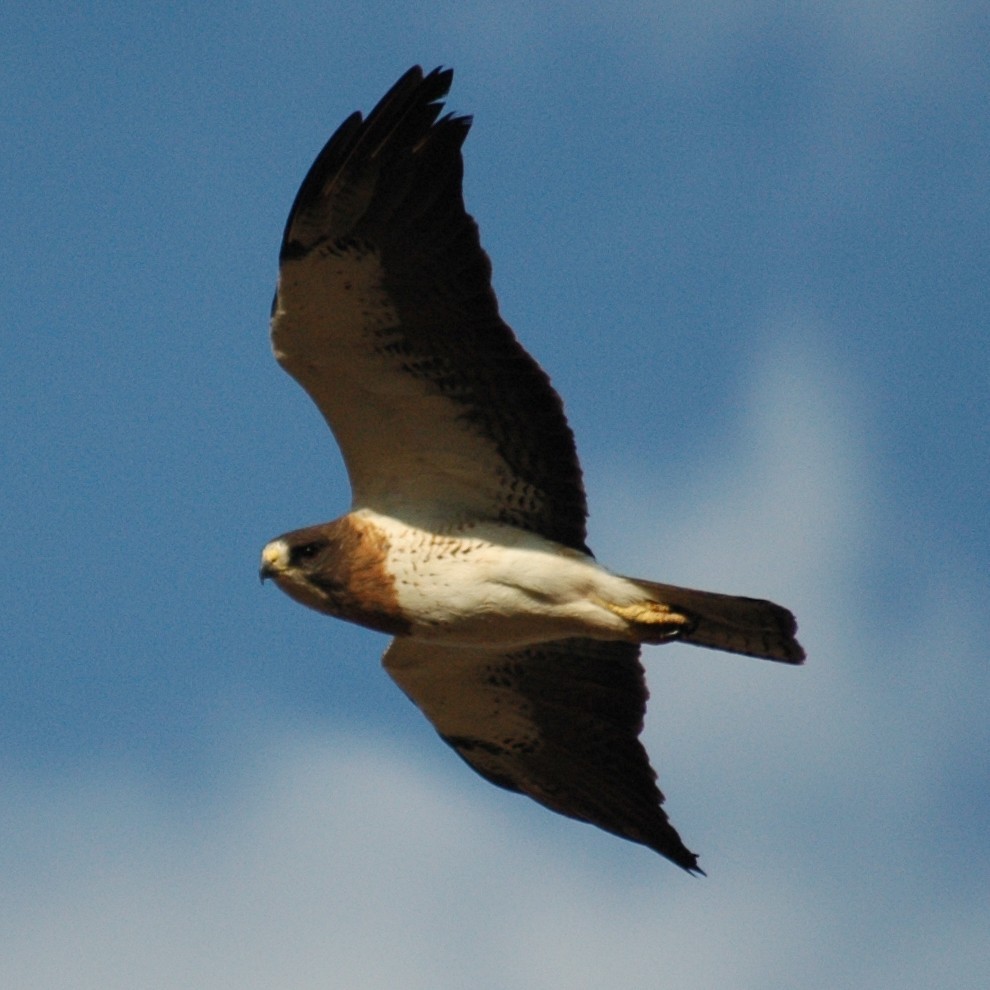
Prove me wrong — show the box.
[272,66,588,552]
[382,636,702,872]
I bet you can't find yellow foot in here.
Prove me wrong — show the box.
[602,600,695,644]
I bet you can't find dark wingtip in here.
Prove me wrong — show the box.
[277,64,462,262]
[674,849,706,877]
[645,831,705,875]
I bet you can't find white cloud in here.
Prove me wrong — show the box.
[3,725,982,989]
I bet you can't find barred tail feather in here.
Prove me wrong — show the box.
[630,579,805,664]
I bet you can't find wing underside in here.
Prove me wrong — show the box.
[382,635,702,872]
[272,66,588,551]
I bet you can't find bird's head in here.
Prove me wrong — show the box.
[259,516,410,635]
[259,524,346,618]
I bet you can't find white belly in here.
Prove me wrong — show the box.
[356,509,642,647]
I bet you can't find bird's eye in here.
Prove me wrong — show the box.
[292,541,325,564]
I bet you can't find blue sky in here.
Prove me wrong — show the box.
[3,3,987,987]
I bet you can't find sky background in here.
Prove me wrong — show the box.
[3,2,987,987]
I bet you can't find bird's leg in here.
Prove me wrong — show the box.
[599,600,695,644]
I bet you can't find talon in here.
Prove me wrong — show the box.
[602,600,695,644]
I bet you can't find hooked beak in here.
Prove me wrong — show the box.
[259,540,289,584]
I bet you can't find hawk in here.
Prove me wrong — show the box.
[260,66,804,873]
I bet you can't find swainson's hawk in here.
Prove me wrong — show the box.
[260,67,804,873]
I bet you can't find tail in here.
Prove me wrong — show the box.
[620,579,805,664]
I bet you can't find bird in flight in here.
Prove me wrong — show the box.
[260,66,804,873]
